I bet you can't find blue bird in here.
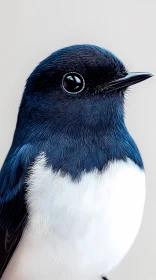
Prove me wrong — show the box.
[0,45,152,280]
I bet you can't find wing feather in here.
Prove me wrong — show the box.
[0,144,36,277]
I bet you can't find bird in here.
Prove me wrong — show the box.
[0,44,152,280]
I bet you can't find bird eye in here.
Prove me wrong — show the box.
[62,72,85,94]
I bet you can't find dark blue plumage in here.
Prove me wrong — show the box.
[0,45,151,277]
[1,45,143,192]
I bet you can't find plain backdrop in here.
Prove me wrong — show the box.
[0,0,155,279]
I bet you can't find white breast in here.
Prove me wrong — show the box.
[2,154,146,280]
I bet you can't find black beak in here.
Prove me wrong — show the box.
[106,72,153,91]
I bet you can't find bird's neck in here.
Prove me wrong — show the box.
[15,95,125,144]
[12,97,143,179]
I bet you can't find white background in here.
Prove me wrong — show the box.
[0,0,156,279]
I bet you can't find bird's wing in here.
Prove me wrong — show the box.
[0,144,36,277]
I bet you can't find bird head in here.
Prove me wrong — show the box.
[16,45,152,141]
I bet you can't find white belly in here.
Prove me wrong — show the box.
[2,154,146,280]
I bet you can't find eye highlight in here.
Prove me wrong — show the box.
[62,72,85,94]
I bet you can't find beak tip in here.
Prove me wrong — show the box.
[146,72,153,78]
